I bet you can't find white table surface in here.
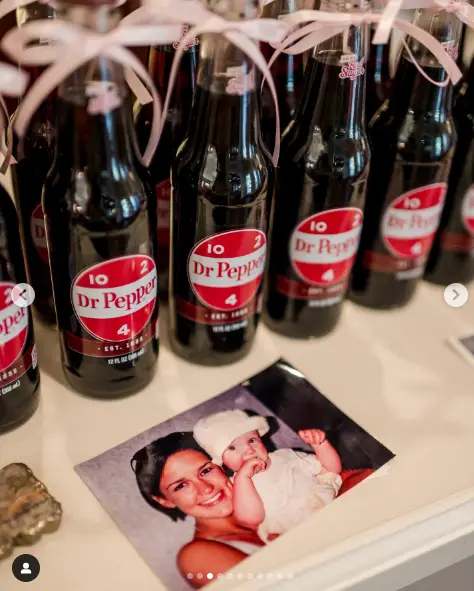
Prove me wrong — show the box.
[1,279,474,591]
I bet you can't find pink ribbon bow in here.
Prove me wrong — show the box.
[0,0,151,104]
[138,0,291,166]
[1,18,182,167]
[373,0,474,45]
[0,62,28,173]
[268,8,462,85]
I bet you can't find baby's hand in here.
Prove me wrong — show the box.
[237,457,267,479]
[298,429,327,447]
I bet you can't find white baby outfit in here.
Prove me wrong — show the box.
[193,410,342,542]
[242,448,341,542]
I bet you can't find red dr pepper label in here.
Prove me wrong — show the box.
[188,229,266,312]
[462,185,474,236]
[0,281,28,371]
[290,208,363,285]
[382,183,447,258]
[30,203,49,263]
[156,180,171,247]
[71,255,157,342]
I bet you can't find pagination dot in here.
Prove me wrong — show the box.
[206,573,214,580]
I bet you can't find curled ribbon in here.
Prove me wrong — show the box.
[0,62,28,173]
[140,0,291,166]
[267,8,462,85]
[0,0,149,102]
[373,0,474,45]
[1,19,182,167]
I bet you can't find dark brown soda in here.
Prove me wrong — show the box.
[0,186,40,433]
[135,34,198,297]
[170,56,273,365]
[260,42,305,151]
[365,30,392,122]
[11,84,57,325]
[43,90,159,398]
[350,57,456,309]
[264,48,369,338]
[11,3,57,325]
[425,56,474,285]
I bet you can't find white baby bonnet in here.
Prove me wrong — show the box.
[193,409,270,465]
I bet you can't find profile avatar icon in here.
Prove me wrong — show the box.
[21,562,32,575]
[12,553,40,582]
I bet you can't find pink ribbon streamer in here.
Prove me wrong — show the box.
[0,0,148,102]
[1,19,182,167]
[140,0,290,166]
[373,0,474,45]
[268,9,462,85]
[0,62,28,173]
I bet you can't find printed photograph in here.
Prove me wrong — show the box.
[75,359,395,590]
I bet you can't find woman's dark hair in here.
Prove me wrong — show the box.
[131,431,211,522]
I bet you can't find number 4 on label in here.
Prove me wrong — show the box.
[225,294,238,306]
[321,269,335,282]
[118,324,130,336]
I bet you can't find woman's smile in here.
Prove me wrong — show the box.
[200,490,225,507]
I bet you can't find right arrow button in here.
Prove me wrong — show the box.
[444,283,469,308]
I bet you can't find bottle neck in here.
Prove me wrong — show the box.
[295,24,367,137]
[54,4,137,169]
[376,9,461,127]
[148,28,199,96]
[188,34,261,151]
[411,63,453,122]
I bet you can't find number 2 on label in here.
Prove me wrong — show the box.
[140,260,148,275]
[4,287,11,305]
[254,235,262,249]
[117,324,131,336]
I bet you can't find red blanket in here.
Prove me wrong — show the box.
[338,468,376,496]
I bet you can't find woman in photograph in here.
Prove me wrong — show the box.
[131,432,266,588]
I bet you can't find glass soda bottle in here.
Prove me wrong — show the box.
[350,8,460,309]
[0,187,40,432]
[260,0,305,150]
[135,26,199,298]
[11,1,57,325]
[169,0,274,365]
[43,0,159,397]
[425,54,474,285]
[264,0,370,338]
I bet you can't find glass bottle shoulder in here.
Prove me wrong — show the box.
[43,157,149,231]
[280,120,370,182]
[173,136,272,206]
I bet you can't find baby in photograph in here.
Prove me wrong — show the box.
[193,410,342,542]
